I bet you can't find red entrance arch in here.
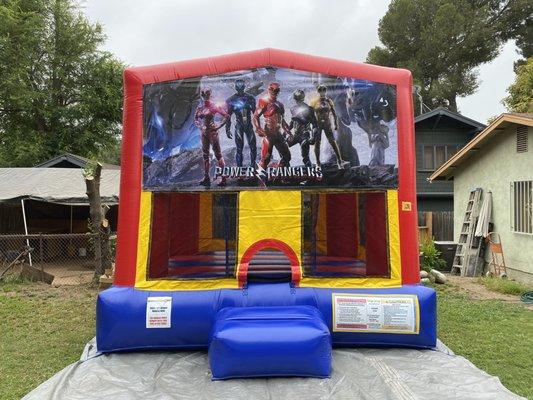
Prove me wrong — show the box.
[238,239,301,287]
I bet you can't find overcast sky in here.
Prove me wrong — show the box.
[83,0,519,124]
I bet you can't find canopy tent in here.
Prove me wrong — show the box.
[0,168,120,205]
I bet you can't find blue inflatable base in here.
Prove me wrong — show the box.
[97,283,436,352]
[209,305,332,379]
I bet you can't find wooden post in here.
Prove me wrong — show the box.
[20,199,33,266]
[426,212,433,240]
[39,234,44,282]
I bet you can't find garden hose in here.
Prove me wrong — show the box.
[521,291,533,304]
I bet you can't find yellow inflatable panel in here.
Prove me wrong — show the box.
[237,191,302,277]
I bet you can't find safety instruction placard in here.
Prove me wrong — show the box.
[146,297,172,328]
[332,294,418,334]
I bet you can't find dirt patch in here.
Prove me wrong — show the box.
[445,275,531,308]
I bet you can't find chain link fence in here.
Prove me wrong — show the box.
[0,233,115,285]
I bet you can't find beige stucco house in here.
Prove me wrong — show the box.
[430,113,533,284]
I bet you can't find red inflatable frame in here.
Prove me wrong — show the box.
[114,48,419,287]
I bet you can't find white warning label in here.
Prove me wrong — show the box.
[146,297,172,329]
[332,294,418,334]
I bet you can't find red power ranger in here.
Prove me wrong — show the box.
[194,88,228,186]
[253,82,291,169]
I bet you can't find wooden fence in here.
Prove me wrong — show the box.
[418,211,454,242]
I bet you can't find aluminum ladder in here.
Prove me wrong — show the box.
[452,188,482,276]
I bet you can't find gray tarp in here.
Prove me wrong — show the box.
[0,168,120,205]
[23,339,524,400]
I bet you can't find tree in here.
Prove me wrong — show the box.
[367,0,532,113]
[0,0,124,167]
[503,57,533,113]
[84,161,112,284]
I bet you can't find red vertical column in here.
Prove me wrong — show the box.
[113,70,144,286]
[364,192,388,276]
[396,74,419,284]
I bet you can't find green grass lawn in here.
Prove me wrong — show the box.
[0,282,97,400]
[435,284,533,399]
[0,281,532,399]
[477,276,532,296]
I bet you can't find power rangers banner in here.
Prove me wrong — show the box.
[142,67,398,191]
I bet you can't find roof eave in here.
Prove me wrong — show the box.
[429,113,533,182]
[414,107,485,130]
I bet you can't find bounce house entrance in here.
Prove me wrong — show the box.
[239,237,302,283]
[246,249,293,282]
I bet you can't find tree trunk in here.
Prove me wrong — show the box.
[100,205,112,275]
[448,95,458,112]
[85,162,105,284]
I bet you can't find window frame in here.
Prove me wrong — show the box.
[420,144,459,171]
[510,180,533,235]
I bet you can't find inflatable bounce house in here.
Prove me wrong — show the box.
[97,48,436,379]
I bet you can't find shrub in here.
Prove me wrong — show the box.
[420,237,446,272]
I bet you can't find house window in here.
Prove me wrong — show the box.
[511,180,533,234]
[422,146,434,170]
[517,126,528,153]
[422,145,458,170]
